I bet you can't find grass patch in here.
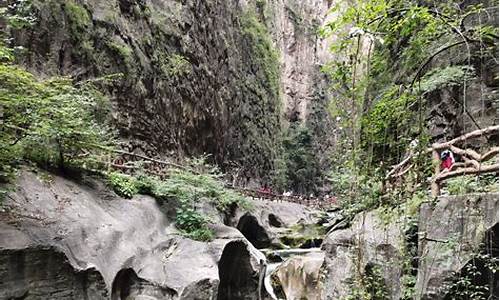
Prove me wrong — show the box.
[445,174,499,195]
[106,160,250,241]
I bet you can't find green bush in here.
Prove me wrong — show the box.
[277,123,322,194]
[329,167,383,218]
[0,63,114,178]
[105,160,250,241]
[165,54,191,77]
[446,174,499,195]
[108,172,138,199]
[63,0,91,37]
[241,10,281,100]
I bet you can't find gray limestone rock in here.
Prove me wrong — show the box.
[414,193,499,299]
[321,210,406,300]
[0,170,265,299]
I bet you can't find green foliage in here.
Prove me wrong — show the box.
[106,158,250,241]
[108,172,138,199]
[361,88,417,162]
[241,10,281,100]
[0,3,113,180]
[446,174,499,195]
[321,0,498,181]
[328,167,383,218]
[0,63,114,178]
[63,0,91,37]
[106,40,134,66]
[165,54,192,77]
[416,66,475,94]
[2,0,36,30]
[445,251,499,300]
[175,206,214,241]
[346,264,390,300]
[275,124,322,194]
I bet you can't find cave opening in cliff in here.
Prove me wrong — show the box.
[217,241,259,300]
[111,268,177,300]
[237,213,271,249]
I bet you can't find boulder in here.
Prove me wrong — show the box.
[229,198,322,249]
[0,170,265,299]
[271,251,325,300]
[415,193,499,299]
[321,210,406,300]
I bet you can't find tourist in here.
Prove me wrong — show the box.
[440,150,455,171]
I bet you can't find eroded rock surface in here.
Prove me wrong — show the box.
[229,198,321,249]
[0,170,264,299]
[321,211,406,300]
[271,251,325,300]
[415,193,499,299]
[0,246,108,300]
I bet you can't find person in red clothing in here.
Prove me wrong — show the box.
[440,150,455,171]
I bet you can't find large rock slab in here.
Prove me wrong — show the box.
[321,210,406,300]
[415,193,499,299]
[0,170,264,299]
[271,251,325,300]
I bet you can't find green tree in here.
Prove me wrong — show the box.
[0,1,114,180]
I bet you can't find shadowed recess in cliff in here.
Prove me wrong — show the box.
[237,213,271,249]
[268,213,284,228]
[217,241,259,300]
[0,247,108,299]
[444,223,499,300]
[111,268,177,300]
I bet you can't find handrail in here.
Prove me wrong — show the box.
[385,126,499,197]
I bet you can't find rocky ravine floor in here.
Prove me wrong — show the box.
[0,169,323,300]
[1,169,497,300]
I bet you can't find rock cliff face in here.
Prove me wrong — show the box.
[12,0,334,181]
[425,6,499,143]
[319,193,499,300]
[415,193,499,299]
[321,211,406,300]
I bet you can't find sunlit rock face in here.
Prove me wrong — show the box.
[271,251,325,300]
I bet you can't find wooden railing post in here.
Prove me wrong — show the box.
[431,149,441,197]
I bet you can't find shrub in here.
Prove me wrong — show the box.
[108,172,138,199]
[446,174,499,195]
[105,159,250,241]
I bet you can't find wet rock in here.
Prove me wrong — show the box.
[415,193,499,299]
